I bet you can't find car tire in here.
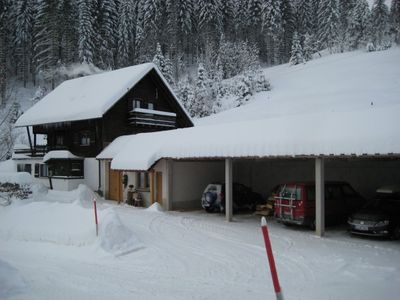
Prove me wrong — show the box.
[309,220,316,230]
[390,225,400,240]
[205,207,214,213]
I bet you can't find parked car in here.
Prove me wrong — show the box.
[348,185,400,239]
[201,183,263,213]
[274,181,365,228]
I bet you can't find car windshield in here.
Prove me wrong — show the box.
[277,186,302,200]
[364,193,400,211]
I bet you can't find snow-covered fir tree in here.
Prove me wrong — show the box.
[77,0,96,65]
[193,63,213,118]
[370,0,390,48]
[390,0,400,44]
[152,43,174,86]
[97,0,118,69]
[13,0,33,87]
[116,0,131,67]
[303,33,316,61]
[289,32,305,65]
[317,0,340,51]
[262,0,283,65]
[346,0,370,50]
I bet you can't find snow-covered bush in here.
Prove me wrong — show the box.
[0,182,32,205]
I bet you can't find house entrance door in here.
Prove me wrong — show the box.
[156,172,162,205]
[108,163,123,202]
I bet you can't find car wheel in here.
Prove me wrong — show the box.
[309,220,316,230]
[205,207,214,213]
[390,225,400,240]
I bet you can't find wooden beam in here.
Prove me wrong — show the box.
[315,157,325,237]
[26,127,33,152]
[225,158,233,222]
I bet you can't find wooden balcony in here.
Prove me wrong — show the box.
[129,108,176,128]
[14,145,48,157]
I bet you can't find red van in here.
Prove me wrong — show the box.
[274,181,365,228]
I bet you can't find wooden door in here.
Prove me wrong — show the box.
[109,163,122,202]
[156,172,162,205]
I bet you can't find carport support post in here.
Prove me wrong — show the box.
[315,157,325,237]
[225,158,233,222]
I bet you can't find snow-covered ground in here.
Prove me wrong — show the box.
[197,47,400,126]
[0,185,399,300]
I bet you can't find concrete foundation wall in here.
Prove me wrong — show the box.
[171,160,225,210]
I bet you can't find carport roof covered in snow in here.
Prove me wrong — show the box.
[100,104,400,171]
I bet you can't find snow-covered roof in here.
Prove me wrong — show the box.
[43,151,83,163]
[106,105,400,171]
[15,63,191,127]
[99,48,400,171]
[97,135,132,160]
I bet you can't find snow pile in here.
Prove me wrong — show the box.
[0,200,96,246]
[0,172,32,185]
[146,202,164,213]
[0,160,15,173]
[73,184,99,207]
[97,208,143,256]
[0,259,27,298]
[0,185,142,256]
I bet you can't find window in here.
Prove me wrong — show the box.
[133,99,142,109]
[148,102,154,110]
[56,135,64,146]
[80,132,90,146]
[137,172,149,189]
[48,160,84,178]
[17,164,31,174]
[34,164,48,177]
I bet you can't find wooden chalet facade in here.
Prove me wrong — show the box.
[14,63,193,195]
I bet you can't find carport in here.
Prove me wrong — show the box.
[104,103,400,237]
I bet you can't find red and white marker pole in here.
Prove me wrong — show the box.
[93,198,98,237]
[261,217,283,300]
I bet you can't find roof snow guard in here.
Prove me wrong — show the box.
[15,63,192,127]
[99,105,400,171]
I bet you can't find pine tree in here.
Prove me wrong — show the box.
[262,0,283,64]
[390,0,400,44]
[295,0,313,35]
[303,33,317,61]
[370,0,390,48]
[346,0,370,50]
[289,32,305,65]
[13,0,34,87]
[57,0,78,65]
[246,0,263,43]
[116,0,131,67]
[32,0,59,85]
[194,63,213,118]
[97,0,117,69]
[0,0,8,105]
[152,43,174,85]
[77,0,96,65]
[279,0,295,63]
[317,0,340,51]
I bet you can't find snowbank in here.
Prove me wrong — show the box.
[97,208,143,256]
[146,202,164,213]
[0,259,27,298]
[0,160,15,173]
[0,172,32,185]
[0,184,142,256]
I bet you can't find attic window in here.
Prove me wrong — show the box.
[148,102,154,110]
[133,99,142,109]
[80,132,90,146]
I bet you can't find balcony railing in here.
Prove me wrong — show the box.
[129,108,176,128]
[14,145,48,157]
